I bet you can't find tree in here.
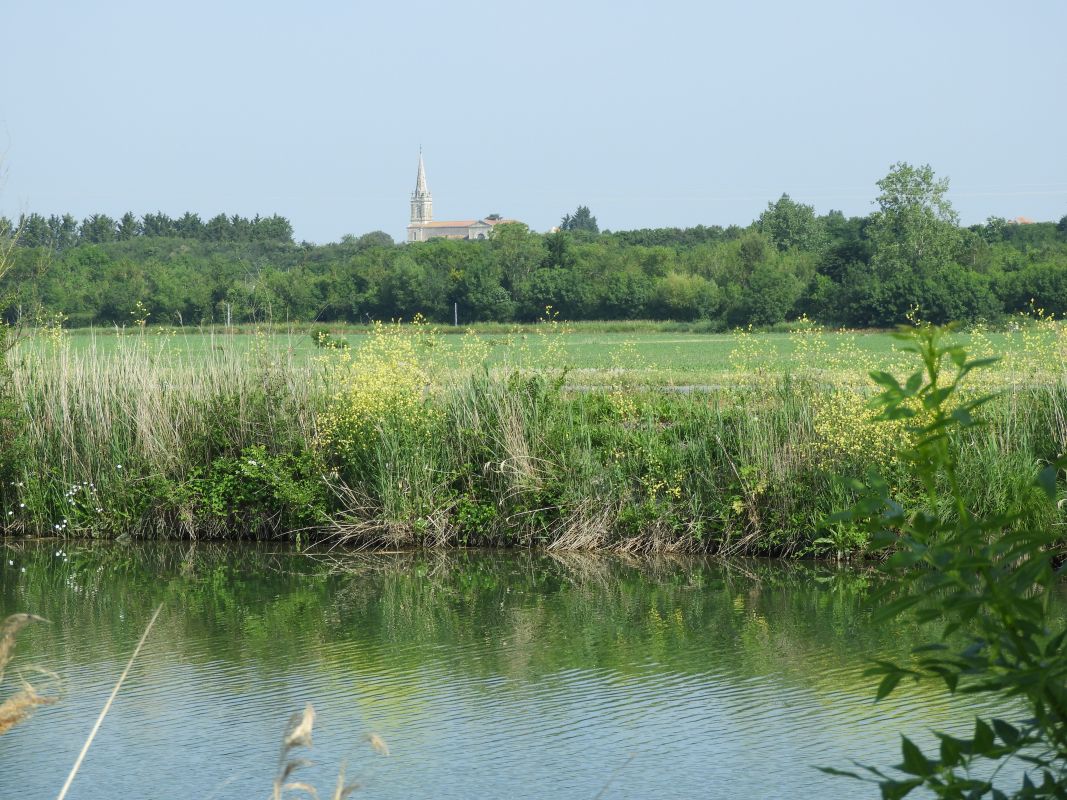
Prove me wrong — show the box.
[757,194,825,252]
[355,231,394,249]
[744,260,801,325]
[141,211,175,238]
[648,272,719,321]
[560,205,599,235]
[175,212,204,239]
[17,213,51,248]
[869,162,960,269]
[205,213,230,242]
[489,222,545,294]
[79,214,117,244]
[117,212,141,241]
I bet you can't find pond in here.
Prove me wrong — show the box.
[0,542,1021,799]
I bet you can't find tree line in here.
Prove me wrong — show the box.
[2,162,1067,328]
[0,210,294,248]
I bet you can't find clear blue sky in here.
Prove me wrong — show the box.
[2,0,1065,243]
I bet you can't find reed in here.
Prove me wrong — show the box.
[0,613,57,735]
[4,322,1066,555]
[272,703,382,800]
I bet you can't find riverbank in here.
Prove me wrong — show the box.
[2,323,1065,554]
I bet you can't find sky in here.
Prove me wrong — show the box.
[1,0,1065,243]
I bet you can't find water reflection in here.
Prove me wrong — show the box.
[0,543,1025,798]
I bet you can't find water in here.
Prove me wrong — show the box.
[0,543,1022,798]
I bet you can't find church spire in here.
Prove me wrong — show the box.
[410,149,433,224]
[415,149,429,195]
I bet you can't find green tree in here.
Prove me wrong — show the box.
[141,211,175,238]
[355,231,394,249]
[490,222,545,296]
[47,214,79,250]
[204,213,230,242]
[17,213,51,248]
[757,193,825,252]
[744,260,801,325]
[648,272,719,320]
[560,205,599,235]
[175,212,204,239]
[869,162,960,269]
[117,212,141,240]
[79,214,117,244]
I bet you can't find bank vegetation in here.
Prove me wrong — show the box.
[2,319,1065,556]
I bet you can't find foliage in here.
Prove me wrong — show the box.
[757,193,826,253]
[5,321,1067,553]
[316,318,441,474]
[825,325,1067,797]
[3,165,1067,329]
[0,224,23,509]
[559,205,599,235]
[868,162,961,273]
[187,446,328,537]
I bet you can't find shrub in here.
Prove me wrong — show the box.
[826,325,1067,797]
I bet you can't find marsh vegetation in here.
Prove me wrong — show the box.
[3,317,1067,555]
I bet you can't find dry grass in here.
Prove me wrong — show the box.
[0,613,58,735]
[272,703,388,800]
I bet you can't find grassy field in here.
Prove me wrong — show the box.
[12,323,1044,385]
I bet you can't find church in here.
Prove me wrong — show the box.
[406,152,516,243]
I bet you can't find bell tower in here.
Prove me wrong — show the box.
[410,150,433,225]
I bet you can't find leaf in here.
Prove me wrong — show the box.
[898,736,934,777]
[991,718,1020,747]
[1044,630,1067,657]
[871,594,923,623]
[816,766,864,780]
[876,672,903,701]
[950,407,975,428]
[939,734,962,767]
[869,370,903,391]
[973,719,995,755]
[1036,464,1059,501]
[879,777,924,799]
[963,356,1000,371]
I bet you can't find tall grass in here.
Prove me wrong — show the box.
[3,321,1066,554]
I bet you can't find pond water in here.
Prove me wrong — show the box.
[0,542,1022,799]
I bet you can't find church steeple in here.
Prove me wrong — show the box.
[410,149,432,224]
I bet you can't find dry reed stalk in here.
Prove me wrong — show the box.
[14,341,318,491]
[272,703,380,800]
[324,480,455,549]
[55,603,163,800]
[545,499,616,551]
[0,612,47,683]
[0,674,60,735]
[365,732,389,756]
[0,613,57,736]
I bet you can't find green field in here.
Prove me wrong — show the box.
[16,324,1045,384]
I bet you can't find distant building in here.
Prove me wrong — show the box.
[406,152,517,242]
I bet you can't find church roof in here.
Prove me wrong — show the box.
[408,218,521,229]
[412,220,480,228]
